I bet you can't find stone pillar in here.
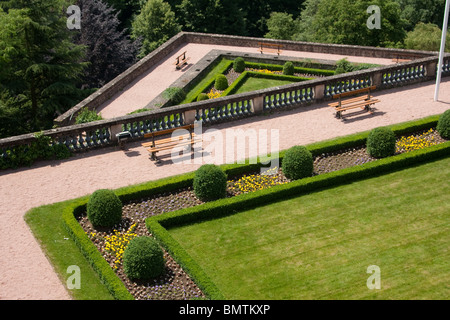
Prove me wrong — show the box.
[371,71,383,87]
[184,109,197,125]
[426,61,437,78]
[110,124,123,141]
[314,84,325,101]
[251,95,265,114]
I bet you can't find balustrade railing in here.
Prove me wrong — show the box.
[1,55,448,165]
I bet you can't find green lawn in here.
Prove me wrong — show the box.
[25,200,115,300]
[233,77,296,94]
[168,157,450,300]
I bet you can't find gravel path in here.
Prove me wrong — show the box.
[0,44,449,300]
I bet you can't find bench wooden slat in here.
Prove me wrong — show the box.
[141,132,197,148]
[331,85,376,99]
[144,136,199,150]
[328,95,370,108]
[335,99,380,112]
[140,123,201,161]
[147,138,202,153]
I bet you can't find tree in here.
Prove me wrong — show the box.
[264,12,298,40]
[131,0,181,58]
[404,22,450,51]
[294,0,322,42]
[394,0,446,31]
[307,0,408,47]
[104,0,142,32]
[0,0,88,134]
[73,0,140,89]
[177,0,246,36]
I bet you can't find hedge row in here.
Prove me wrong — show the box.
[62,113,445,300]
[62,199,134,300]
[244,61,336,77]
[184,59,234,104]
[223,71,312,96]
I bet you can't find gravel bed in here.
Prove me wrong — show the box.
[77,128,446,300]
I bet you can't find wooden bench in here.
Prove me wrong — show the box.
[258,42,283,56]
[328,86,380,119]
[174,51,190,70]
[141,124,201,161]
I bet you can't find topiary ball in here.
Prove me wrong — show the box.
[163,87,186,105]
[282,146,314,180]
[123,236,165,280]
[233,57,245,73]
[214,74,229,91]
[87,189,122,228]
[283,61,295,75]
[193,164,227,201]
[366,127,397,158]
[436,109,450,139]
[197,93,209,101]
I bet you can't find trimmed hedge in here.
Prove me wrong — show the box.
[233,57,245,73]
[437,109,450,139]
[366,127,397,158]
[87,189,123,228]
[215,74,229,91]
[61,113,446,300]
[123,236,165,280]
[283,62,295,75]
[193,164,228,202]
[62,199,134,300]
[282,146,314,180]
[244,61,335,76]
[223,71,312,96]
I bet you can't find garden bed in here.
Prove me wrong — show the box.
[76,127,446,300]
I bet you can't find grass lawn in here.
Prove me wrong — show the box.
[168,157,450,300]
[233,77,296,95]
[25,200,115,300]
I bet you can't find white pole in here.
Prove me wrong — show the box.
[434,0,450,101]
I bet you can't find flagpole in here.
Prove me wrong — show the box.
[434,0,450,101]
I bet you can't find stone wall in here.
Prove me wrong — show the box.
[54,31,437,127]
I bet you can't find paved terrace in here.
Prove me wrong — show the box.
[96,43,396,119]
[0,42,449,300]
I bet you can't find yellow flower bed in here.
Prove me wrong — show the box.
[104,223,138,270]
[396,129,439,153]
[207,88,222,99]
[229,167,287,194]
[249,68,276,74]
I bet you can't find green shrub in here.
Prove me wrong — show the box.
[283,61,295,75]
[123,236,165,280]
[334,58,354,75]
[366,127,397,158]
[281,146,314,180]
[193,164,227,201]
[163,87,186,105]
[436,109,450,139]
[214,74,229,91]
[196,93,209,101]
[75,107,103,124]
[87,189,123,228]
[233,57,246,73]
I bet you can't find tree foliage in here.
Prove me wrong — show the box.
[0,0,89,136]
[131,0,181,58]
[73,0,140,89]
[404,22,450,52]
[177,0,246,36]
